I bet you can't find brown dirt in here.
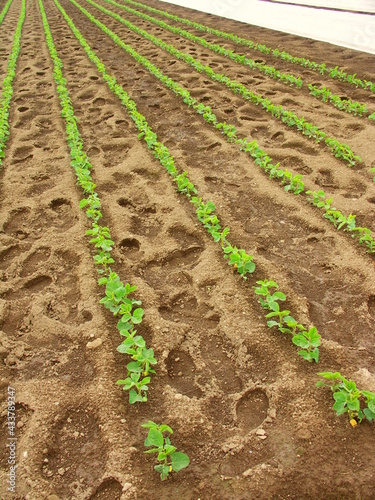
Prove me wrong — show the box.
[0,0,375,498]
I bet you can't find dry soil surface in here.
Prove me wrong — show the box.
[0,0,375,498]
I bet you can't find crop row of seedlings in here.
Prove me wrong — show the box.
[56,0,375,427]
[54,0,325,363]
[0,0,25,167]
[61,0,375,256]
[104,0,374,121]
[0,0,14,26]
[103,0,302,88]
[118,0,375,94]
[40,0,156,406]
[81,0,362,168]
[308,84,375,120]
[40,0,191,479]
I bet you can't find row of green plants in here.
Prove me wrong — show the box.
[308,84,375,121]
[0,0,14,26]
[317,372,375,426]
[253,279,321,362]
[68,0,375,255]
[39,0,156,406]
[56,0,323,367]
[0,0,25,168]
[109,0,374,121]
[83,0,362,168]
[42,0,190,478]
[306,190,375,253]
[118,0,375,95]
[103,0,302,88]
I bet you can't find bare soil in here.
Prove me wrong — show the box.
[1,0,375,498]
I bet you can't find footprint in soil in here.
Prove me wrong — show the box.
[219,443,274,477]
[54,250,81,324]
[5,275,53,300]
[166,349,203,398]
[0,244,26,270]
[89,478,123,500]
[118,237,141,259]
[20,247,51,278]
[367,295,375,319]
[144,246,204,285]
[168,224,203,249]
[3,207,31,239]
[41,197,77,232]
[200,335,242,394]
[159,292,219,330]
[12,145,34,163]
[315,169,336,188]
[235,388,269,434]
[130,214,162,238]
[42,406,107,496]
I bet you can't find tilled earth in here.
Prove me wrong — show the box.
[0,0,375,498]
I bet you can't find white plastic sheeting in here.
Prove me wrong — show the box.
[159,0,375,54]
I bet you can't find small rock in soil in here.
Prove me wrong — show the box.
[86,338,103,349]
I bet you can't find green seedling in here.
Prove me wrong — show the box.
[116,304,144,333]
[281,315,305,335]
[265,301,290,329]
[351,227,375,253]
[306,190,333,210]
[291,326,320,362]
[174,171,197,197]
[99,272,140,316]
[117,372,150,403]
[361,391,375,422]
[253,280,285,310]
[317,372,375,425]
[223,244,255,279]
[142,421,190,480]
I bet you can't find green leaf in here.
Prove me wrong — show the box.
[129,390,144,404]
[363,407,375,422]
[154,464,170,480]
[145,428,164,448]
[292,334,310,349]
[127,361,142,373]
[171,451,190,472]
[267,320,279,328]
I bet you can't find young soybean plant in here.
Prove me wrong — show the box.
[317,372,375,426]
[142,421,190,480]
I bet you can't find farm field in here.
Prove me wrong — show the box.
[0,0,375,498]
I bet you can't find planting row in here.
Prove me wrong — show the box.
[0,0,25,167]
[102,0,375,121]
[40,0,190,479]
[117,0,375,94]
